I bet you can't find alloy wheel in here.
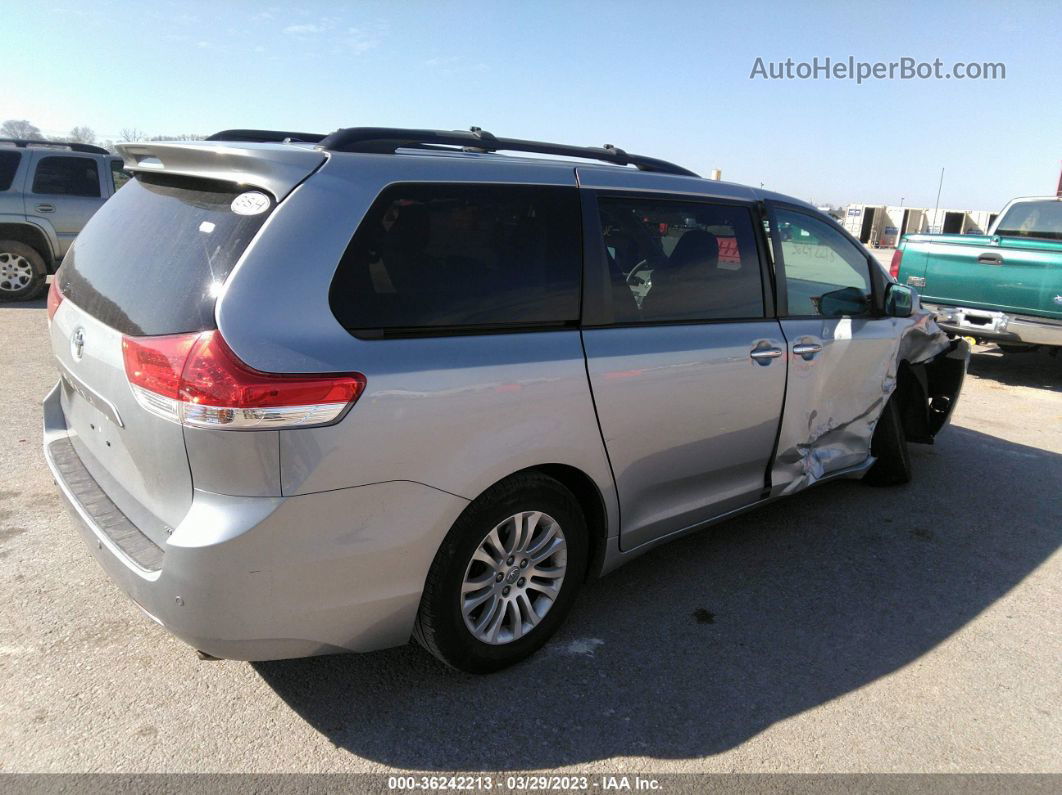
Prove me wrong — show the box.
[460,510,568,645]
[0,252,34,293]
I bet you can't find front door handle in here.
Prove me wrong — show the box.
[750,346,783,365]
[792,342,823,360]
[35,203,55,213]
[977,252,1003,265]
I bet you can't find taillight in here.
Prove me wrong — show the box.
[46,279,64,321]
[122,334,199,423]
[889,248,903,280]
[122,330,365,430]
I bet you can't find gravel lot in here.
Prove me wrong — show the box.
[1,296,1060,774]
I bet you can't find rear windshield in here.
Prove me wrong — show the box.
[57,174,275,336]
[995,200,1062,241]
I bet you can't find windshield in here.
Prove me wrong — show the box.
[57,173,275,336]
[994,200,1062,241]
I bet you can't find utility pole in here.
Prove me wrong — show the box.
[932,168,944,233]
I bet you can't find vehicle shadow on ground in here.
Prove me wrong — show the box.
[255,426,1061,769]
[0,296,46,310]
[967,345,1062,392]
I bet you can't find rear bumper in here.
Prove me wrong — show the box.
[43,382,469,661]
[925,302,1062,347]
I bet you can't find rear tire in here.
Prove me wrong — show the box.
[0,240,47,301]
[414,472,588,673]
[865,393,912,486]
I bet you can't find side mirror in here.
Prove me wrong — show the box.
[884,283,914,318]
[817,286,869,317]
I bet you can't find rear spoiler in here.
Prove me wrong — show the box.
[115,141,328,200]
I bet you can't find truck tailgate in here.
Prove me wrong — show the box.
[913,234,1062,318]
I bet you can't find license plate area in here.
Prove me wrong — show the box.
[953,308,1008,335]
[59,363,124,429]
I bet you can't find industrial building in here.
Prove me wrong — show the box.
[841,204,999,247]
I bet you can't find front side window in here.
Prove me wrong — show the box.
[330,183,582,336]
[596,197,764,323]
[774,208,872,317]
[31,155,101,197]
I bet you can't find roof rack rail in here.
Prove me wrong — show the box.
[316,127,699,177]
[205,129,326,144]
[0,138,109,155]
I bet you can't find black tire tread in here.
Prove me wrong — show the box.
[865,393,912,486]
[414,471,586,673]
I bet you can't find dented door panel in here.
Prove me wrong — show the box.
[771,308,962,496]
[772,316,901,494]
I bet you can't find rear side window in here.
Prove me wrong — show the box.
[32,155,101,197]
[596,197,765,322]
[57,174,275,336]
[329,183,582,336]
[0,151,21,191]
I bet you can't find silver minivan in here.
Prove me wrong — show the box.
[43,128,968,672]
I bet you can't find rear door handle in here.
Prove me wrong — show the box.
[35,203,55,213]
[792,343,823,360]
[750,346,783,365]
[977,253,1003,265]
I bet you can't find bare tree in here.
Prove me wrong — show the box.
[119,127,146,142]
[1,119,43,140]
[148,133,206,142]
[68,126,97,145]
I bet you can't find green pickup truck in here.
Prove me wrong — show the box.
[892,196,1062,351]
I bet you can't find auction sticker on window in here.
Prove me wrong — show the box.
[231,191,271,215]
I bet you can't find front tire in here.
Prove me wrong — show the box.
[0,240,47,301]
[865,393,912,486]
[414,472,588,673]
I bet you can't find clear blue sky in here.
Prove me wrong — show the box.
[4,0,1060,209]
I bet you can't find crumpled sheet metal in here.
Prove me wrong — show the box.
[773,306,953,496]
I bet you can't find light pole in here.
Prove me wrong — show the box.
[932,168,944,233]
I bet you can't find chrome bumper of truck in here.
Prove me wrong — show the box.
[924,303,1062,347]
